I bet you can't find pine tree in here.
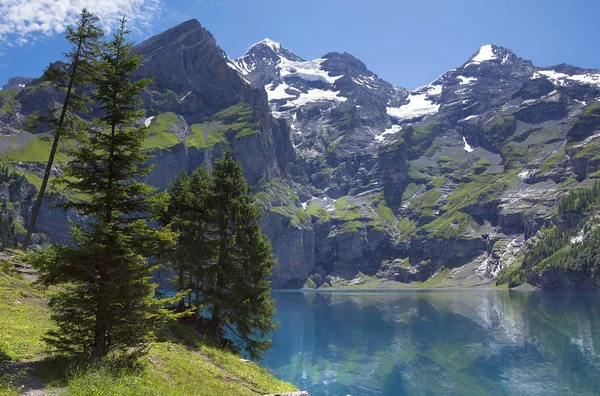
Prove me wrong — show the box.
[0,213,15,248]
[32,18,174,360]
[163,168,213,318]
[205,151,277,359]
[23,9,103,251]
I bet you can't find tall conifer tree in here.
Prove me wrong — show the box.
[164,153,278,358]
[33,18,174,360]
[23,9,103,251]
[164,167,213,317]
[206,151,277,359]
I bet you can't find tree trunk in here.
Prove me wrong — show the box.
[93,264,109,360]
[209,267,225,335]
[178,265,185,312]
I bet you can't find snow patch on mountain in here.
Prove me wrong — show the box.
[386,84,441,121]
[353,75,378,89]
[278,58,342,84]
[472,45,497,62]
[233,57,255,75]
[463,136,474,152]
[463,45,499,68]
[265,82,295,100]
[374,125,402,143]
[533,70,600,87]
[457,76,477,85]
[283,89,346,109]
[144,116,155,127]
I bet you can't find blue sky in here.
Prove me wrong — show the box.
[1,0,599,89]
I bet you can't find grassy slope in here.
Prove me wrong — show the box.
[0,255,52,365]
[0,134,70,164]
[0,254,296,396]
[186,103,260,149]
[143,112,183,151]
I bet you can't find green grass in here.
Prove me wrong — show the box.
[539,151,566,173]
[437,156,453,172]
[304,277,316,289]
[421,211,476,240]
[212,103,260,140]
[413,268,452,288]
[574,141,600,159]
[21,171,43,189]
[185,123,208,148]
[143,112,182,151]
[292,209,311,228]
[583,101,600,117]
[370,192,395,230]
[409,171,518,239]
[204,124,228,146]
[186,121,237,148]
[410,171,517,239]
[341,220,363,233]
[408,186,441,219]
[0,259,53,363]
[374,203,394,223]
[427,177,446,189]
[0,90,18,98]
[306,201,331,222]
[63,341,296,396]
[212,103,253,120]
[473,159,491,174]
[443,171,517,213]
[0,254,297,395]
[334,196,361,221]
[397,218,416,240]
[402,183,418,202]
[1,135,70,163]
[496,260,524,286]
[186,103,261,148]
[1,99,18,115]
[235,128,261,139]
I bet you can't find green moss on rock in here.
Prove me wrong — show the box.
[539,151,566,173]
[334,196,361,221]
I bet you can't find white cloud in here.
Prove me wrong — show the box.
[0,0,164,47]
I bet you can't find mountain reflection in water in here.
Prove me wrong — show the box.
[262,290,600,396]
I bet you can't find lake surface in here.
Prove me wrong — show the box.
[262,290,600,396]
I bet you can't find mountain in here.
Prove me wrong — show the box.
[1,77,34,91]
[0,21,599,289]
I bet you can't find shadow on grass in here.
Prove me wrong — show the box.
[0,348,11,366]
[32,353,148,387]
[157,318,222,350]
[0,359,53,394]
[31,355,79,387]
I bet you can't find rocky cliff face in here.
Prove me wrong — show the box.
[1,23,599,289]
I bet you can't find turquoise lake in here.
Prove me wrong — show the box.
[262,290,600,395]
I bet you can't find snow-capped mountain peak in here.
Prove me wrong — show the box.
[462,44,524,69]
[254,38,282,52]
[241,38,303,63]
[231,38,303,85]
[471,44,497,63]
